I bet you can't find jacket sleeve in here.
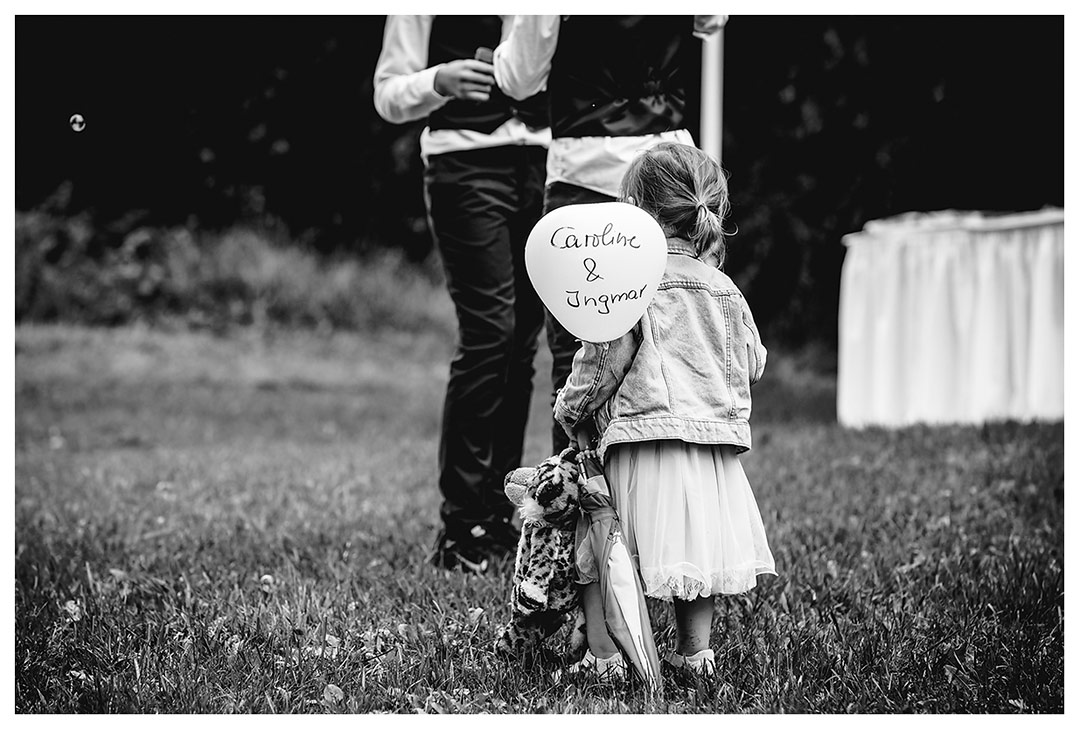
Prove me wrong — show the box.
[553,327,640,436]
[741,296,767,385]
[372,15,451,124]
[492,15,560,100]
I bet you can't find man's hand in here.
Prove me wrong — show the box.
[434,59,495,102]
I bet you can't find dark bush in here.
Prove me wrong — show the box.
[14,209,454,335]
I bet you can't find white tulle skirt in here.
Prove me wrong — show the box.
[605,440,777,601]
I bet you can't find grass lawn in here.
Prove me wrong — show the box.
[14,322,1064,713]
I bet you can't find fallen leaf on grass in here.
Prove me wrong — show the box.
[61,599,83,622]
[895,554,927,574]
[49,427,66,450]
[422,689,462,714]
[208,615,228,640]
[307,634,341,660]
[323,684,344,705]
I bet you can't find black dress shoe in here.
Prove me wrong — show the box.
[428,529,492,574]
[428,520,521,574]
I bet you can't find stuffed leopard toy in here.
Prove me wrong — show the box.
[494,447,587,660]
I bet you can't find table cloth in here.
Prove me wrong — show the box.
[837,208,1064,427]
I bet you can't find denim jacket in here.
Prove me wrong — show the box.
[554,239,767,460]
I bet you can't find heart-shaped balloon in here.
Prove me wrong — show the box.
[525,202,667,343]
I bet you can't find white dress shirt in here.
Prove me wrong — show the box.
[373,15,551,164]
[494,15,726,197]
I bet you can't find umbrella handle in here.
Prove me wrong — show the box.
[574,422,604,479]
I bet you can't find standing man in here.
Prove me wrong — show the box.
[374,16,550,573]
[494,14,726,454]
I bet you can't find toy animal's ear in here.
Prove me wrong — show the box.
[504,467,534,506]
[557,447,582,481]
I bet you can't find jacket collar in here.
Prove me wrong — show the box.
[667,237,699,258]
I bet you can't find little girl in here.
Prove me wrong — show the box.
[555,142,776,678]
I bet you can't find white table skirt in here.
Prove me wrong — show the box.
[837,209,1064,427]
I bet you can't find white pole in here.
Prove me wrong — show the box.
[700,26,724,164]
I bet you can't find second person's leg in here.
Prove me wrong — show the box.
[490,145,546,483]
[541,182,617,454]
[424,148,527,569]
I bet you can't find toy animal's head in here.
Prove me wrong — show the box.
[496,446,587,661]
[503,447,581,530]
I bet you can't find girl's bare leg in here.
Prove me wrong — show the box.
[581,582,619,658]
[673,596,714,656]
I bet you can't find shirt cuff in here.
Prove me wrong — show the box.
[424,64,451,101]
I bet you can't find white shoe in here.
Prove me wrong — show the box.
[568,649,627,680]
[666,648,716,676]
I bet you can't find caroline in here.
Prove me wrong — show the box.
[550,223,640,249]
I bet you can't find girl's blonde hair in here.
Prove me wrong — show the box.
[619,142,731,267]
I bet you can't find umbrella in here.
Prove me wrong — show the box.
[575,430,663,690]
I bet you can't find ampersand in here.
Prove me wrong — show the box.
[583,257,604,282]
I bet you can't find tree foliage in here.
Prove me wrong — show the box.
[15,16,1063,345]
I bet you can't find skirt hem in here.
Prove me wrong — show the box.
[641,565,777,601]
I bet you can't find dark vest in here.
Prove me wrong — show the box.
[427,15,549,134]
[548,16,695,138]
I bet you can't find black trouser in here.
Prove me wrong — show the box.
[424,145,547,540]
[542,181,618,454]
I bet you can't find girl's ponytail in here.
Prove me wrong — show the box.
[690,199,727,268]
[620,142,731,268]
